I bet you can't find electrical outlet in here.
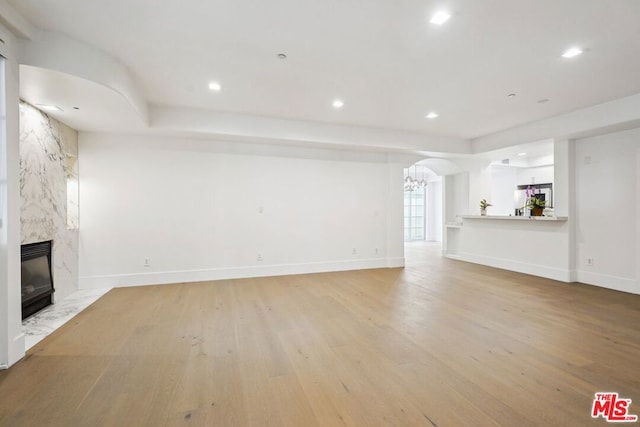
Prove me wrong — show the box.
[375,247,379,255]
[587,258,594,266]
[352,248,357,255]
[257,253,263,262]
[144,257,151,267]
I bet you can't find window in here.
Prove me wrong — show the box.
[404,185,426,241]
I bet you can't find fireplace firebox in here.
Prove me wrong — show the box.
[21,240,55,320]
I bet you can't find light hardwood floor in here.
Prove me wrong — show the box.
[1,242,639,426]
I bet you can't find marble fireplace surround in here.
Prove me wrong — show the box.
[18,101,90,348]
[20,101,79,304]
[17,102,115,351]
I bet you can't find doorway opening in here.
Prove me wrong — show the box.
[403,164,442,244]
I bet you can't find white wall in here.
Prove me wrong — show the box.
[489,165,517,216]
[637,150,640,292]
[444,172,469,222]
[458,218,572,281]
[0,23,25,368]
[459,128,640,291]
[426,178,442,242]
[443,172,468,256]
[575,127,640,294]
[516,165,554,186]
[468,163,491,215]
[78,133,404,288]
[447,144,572,282]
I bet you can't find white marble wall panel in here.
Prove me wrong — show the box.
[20,101,79,301]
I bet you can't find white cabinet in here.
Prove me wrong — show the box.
[517,165,554,185]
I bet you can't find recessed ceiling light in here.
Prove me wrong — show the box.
[507,93,516,98]
[562,47,583,58]
[208,81,222,91]
[517,152,527,157]
[332,99,344,109]
[537,98,550,104]
[430,11,451,25]
[277,53,287,60]
[425,112,439,119]
[36,104,63,112]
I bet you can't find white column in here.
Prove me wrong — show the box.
[0,27,25,368]
[385,162,405,267]
[553,138,576,280]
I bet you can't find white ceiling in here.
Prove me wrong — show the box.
[20,65,144,133]
[7,0,640,147]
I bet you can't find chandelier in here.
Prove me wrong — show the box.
[404,165,427,192]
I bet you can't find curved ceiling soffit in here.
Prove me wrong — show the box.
[12,30,471,155]
[17,30,149,125]
[416,158,463,176]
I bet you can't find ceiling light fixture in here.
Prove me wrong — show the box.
[507,93,516,98]
[404,165,428,192]
[332,99,344,109]
[562,47,583,58]
[277,53,287,60]
[425,112,439,119]
[430,11,451,25]
[208,81,222,91]
[517,152,527,157]
[36,104,63,112]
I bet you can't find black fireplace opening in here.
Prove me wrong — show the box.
[21,240,55,320]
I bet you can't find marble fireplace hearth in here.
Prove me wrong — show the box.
[22,287,112,351]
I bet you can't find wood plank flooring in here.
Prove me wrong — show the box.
[1,242,639,426]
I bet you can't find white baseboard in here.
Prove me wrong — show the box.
[79,257,401,289]
[576,270,638,295]
[455,253,639,295]
[7,333,25,368]
[386,257,405,268]
[456,252,573,282]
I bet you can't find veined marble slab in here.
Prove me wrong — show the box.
[22,287,112,351]
[20,101,80,301]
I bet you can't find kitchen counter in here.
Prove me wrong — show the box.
[461,215,567,221]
